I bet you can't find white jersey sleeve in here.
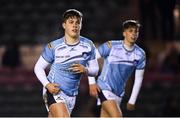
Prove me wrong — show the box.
[86,58,99,76]
[128,69,145,105]
[87,49,102,85]
[34,56,50,87]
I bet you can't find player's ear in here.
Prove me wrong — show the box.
[62,22,65,29]
[80,23,82,30]
[123,31,126,37]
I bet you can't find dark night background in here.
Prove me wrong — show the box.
[0,0,180,117]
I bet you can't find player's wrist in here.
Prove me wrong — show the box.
[88,77,96,85]
[45,83,50,89]
[84,67,88,74]
[127,103,135,111]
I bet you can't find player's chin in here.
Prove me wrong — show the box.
[71,34,79,38]
[130,38,137,43]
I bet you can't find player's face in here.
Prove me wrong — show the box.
[63,16,82,39]
[123,27,139,44]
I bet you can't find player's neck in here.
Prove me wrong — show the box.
[123,40,134,51]
[64,34,79,45]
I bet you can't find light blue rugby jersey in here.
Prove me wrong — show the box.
[42,36,96,96]
[97,40,146,97]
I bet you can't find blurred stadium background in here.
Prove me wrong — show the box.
[0,0,180,117]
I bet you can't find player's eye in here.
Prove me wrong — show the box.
[68,20,74,24]
[76,20,80,24]
[128,29,134,33]
[128,28,138,34]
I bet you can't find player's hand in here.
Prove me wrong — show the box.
[69,63,87,74]
[45,83,60,95]
[89,84,101,98]
[126,103,135,111]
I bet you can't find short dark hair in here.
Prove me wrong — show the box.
[62,9,83,23]
[122,20,140,31]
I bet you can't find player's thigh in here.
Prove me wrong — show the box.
[101,100,122,117]
[100,106,109,117]
[44,89,76,115]
[49,102,70,117]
